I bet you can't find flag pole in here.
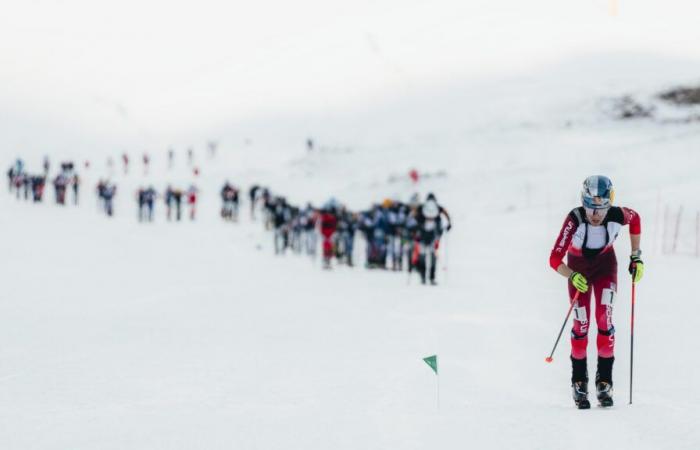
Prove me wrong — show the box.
[436,372,440,410]
[423,354,439,410]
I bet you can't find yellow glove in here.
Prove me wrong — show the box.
[569,272,589,293]
[629,255,644,283]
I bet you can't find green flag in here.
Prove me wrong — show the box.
[423,355,438,374]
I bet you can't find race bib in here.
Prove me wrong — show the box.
[573,306,588,324]
[601,288,616,306]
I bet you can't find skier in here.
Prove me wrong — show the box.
[164,186,173,220]
[359,206,388,269]
[335,206,357,266]
[6,166,14,192]
[413,193,452,284]
[549,175,643,409]
[405,196,421,274]
[122,153,129,174]
[221,182,239,221]
[262,189,275,230]
[249,185,260,220]
[144,186,156,221]
[71,174,80,205]
[31,175,46,202]
[272,197,292,254]
[53,174,68,205]
[319,201,338,269]
[22,173,31,200]
[137,188,147,221]
[186,185,198,221]
[99,181,117,216]
[143,153,150,175]
[289,207,303,253]
[300,203,318,257]
[384,199,405,270]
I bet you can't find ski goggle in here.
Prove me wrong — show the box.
[584,206,609,218]
[582,189,615,209]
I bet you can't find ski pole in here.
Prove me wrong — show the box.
[545,291,580,363]
[442,232,449,285]
[630,278,637,405]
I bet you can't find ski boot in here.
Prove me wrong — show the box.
[596,356,614,407]
[572,381,591,409]
[596,382,614,407]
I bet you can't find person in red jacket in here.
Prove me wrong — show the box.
[549,175,644,409]
[319,201,338,269]
[187,185,198,221]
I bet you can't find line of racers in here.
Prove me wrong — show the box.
[7,158,453,285]
[250,185,452,285]
[7,159,80,205]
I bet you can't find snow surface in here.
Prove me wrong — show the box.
[3,54,700,449]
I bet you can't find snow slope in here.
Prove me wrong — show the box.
[2,55,700,449]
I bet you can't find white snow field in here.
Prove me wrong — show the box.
[3,56,700,450]
[4,0,700,440]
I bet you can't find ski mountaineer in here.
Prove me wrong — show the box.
[414,193,452,285]
[549,175,644,409]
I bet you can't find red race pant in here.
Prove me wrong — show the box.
[567,251,618,360]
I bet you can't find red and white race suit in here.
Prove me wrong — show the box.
[549,206,641,359]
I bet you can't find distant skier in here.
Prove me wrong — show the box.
[31,175,46,202]
[221,182,239,221]
[249,185,260,220]
[361,204,391,269]
[43,156,50,176]
[138,186,157,221]
[13,158,24,176]
[122,153,129,174]
[319,201,338,269]
[413,193,452,285]
[272,197,292,254]
[335,206,357,266]
[549,175,643,409]
[71,174,80,205]
[22,173,31,200]
[405,195,421,274]
[186,185,198,221]
[262,189,274,230]
[165,186,183,221]
[165,186,174,220]
[384,199,405,271]
[98,181,117,216]
[143,152,150,175]
[144,186,156,221]
[6,166,14,192]
[137,188,146,221]
[300,203,318,256]
[53,174,68,205]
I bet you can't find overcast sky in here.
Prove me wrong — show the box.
[2,0,700,152]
